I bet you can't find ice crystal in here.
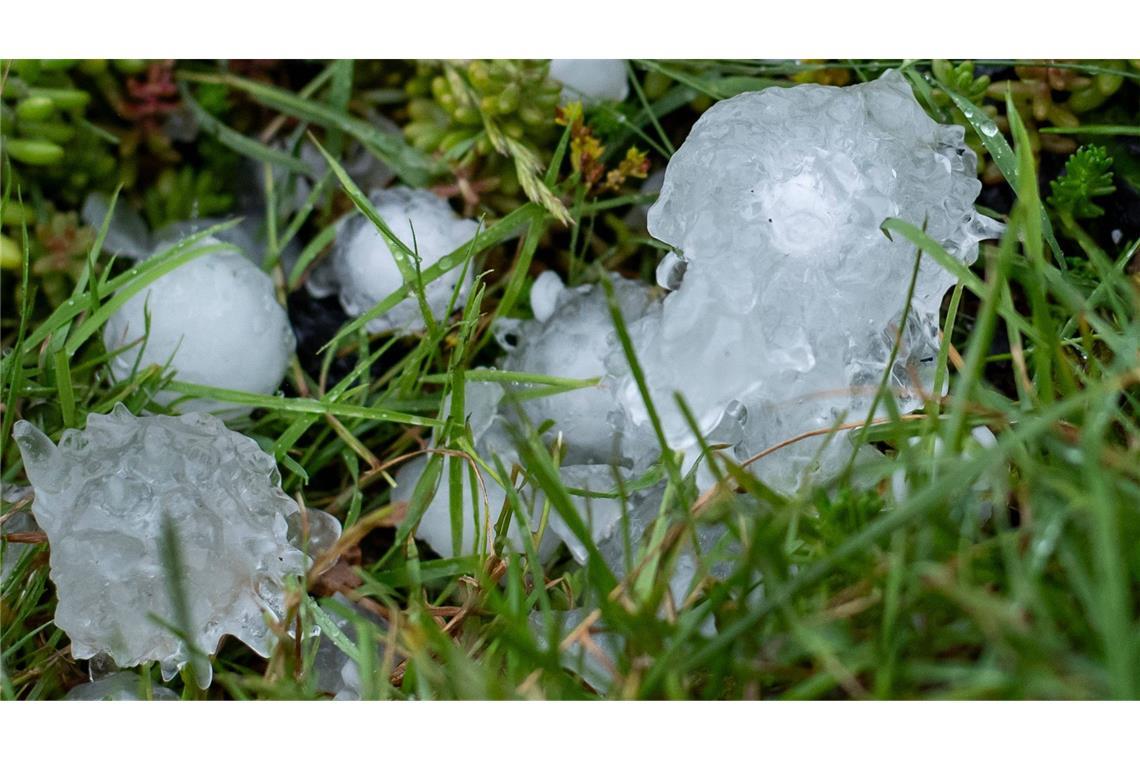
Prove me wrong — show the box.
[13,406,307,687]
[312,593,389,700]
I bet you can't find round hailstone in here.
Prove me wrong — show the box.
[325,187,478,334]
[102,239,295,415]
[616,70,1002,489]
[13,405,308,687]
[498,272,658,467]
[549,59,630,103]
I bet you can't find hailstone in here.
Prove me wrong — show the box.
[615,69,1002,490]
[317,187,478,334]
[498,272,658,467]
[13,405,308,687]
[102,240,295,416]
[549,59,630,103]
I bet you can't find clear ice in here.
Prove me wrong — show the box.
[102,241,295,415]
[13,405,308,687]
[549,59,630,103]
[64,671,179,701]
[1,486,36,585]
[311,592,389,700]
[618,69,1003,491]
[311,187,479,334]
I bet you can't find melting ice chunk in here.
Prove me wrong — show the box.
[529,270,566,322]
[102,239,295,416]
[614,69,1003,490]
[316,187,478,334]
[13,405,308,687]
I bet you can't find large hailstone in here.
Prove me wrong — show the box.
[316,187,478,334]
[103,241,295,415]
[549,59,630,103]
[615,70,1002,490]
[13,406,308,687]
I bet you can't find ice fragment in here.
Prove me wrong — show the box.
[14,406,307,687]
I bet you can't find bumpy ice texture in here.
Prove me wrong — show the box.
[316,187,478,334]
[549,59,630,103]
[13,406,307,687]
[102,241,295,415]
[616,69,1003,490]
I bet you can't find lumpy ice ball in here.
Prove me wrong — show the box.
[325,187,478,334]
[617,70,1002,489]
[13,405,307,687]
[102,239,295,415]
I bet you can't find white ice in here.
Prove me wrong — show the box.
[102,239,295,415]
[314,187,478,334]
[14,405,309,687]
[549,60,630,104]
[498,272,658,468]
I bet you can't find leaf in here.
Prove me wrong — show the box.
[179,83,319,178]
[214,73,441,187]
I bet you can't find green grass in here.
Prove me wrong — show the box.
[2,59,1139,700]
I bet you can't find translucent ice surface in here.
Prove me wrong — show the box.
[616,69,1003,491]
[315,187,478,334]
[13,406,307,687]
[1,490,36,585]
[81,192,152,260]
[64,671,179,701]
[102,240,295,415]
[499,272,658,467]
[312,593,389,700]
[550,59,630,103]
